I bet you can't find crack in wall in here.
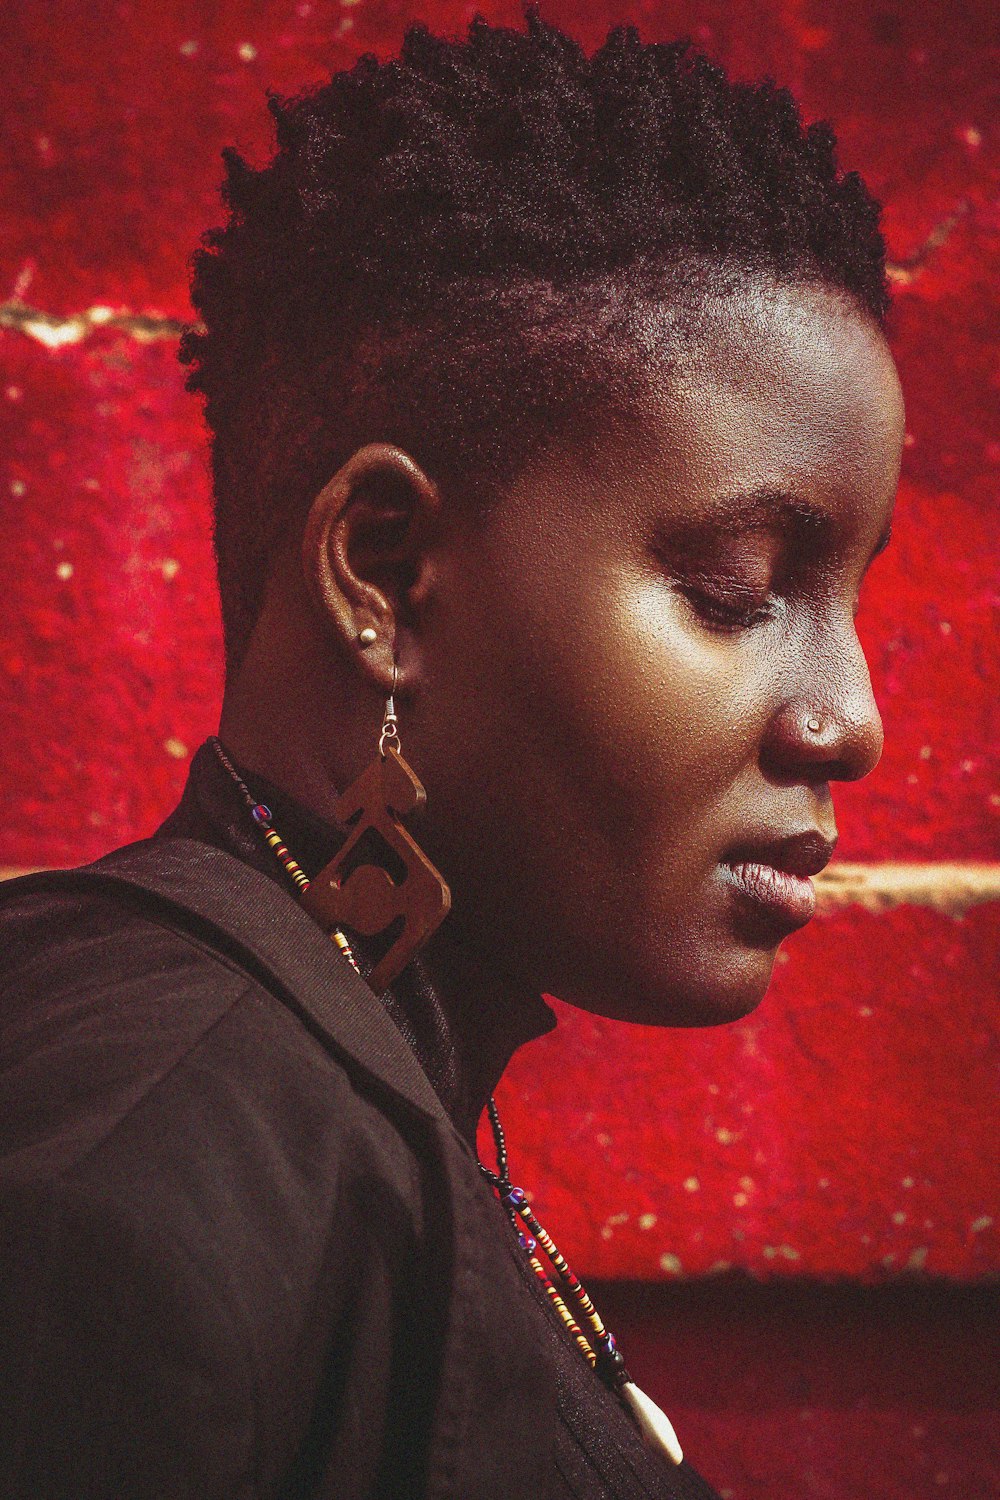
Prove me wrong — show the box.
[0,299,193,348]
[2,861,998,913]
[886,200,971,286]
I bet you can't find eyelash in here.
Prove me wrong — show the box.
[681,584,777,632]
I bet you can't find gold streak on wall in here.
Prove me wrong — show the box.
[813,863,1000,917]
[0,299,191,348]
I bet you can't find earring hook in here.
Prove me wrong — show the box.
[379,660,400,757]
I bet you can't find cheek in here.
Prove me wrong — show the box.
[485,573,776,1014]
[440,534,767,901]
[550,573,765,855]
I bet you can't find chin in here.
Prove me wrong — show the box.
[570,938,779,1028]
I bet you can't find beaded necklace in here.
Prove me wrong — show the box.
[209,735,684,1468]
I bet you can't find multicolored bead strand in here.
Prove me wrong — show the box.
[480,1104,685,1464]
[211,738,360,975]
[211,734,683,1467]
[480,1099,626,1386]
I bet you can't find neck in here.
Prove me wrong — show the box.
[405,920,556,1144]
[214,710,555,1147]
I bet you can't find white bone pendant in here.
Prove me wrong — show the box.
[620,1379,684,1466]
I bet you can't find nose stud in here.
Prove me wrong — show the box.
[806,716,822,734]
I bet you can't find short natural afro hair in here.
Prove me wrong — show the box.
[182,7,889,670]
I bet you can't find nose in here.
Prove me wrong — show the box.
[761,631,884,785]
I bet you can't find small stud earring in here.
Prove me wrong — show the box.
[358,626,378,647]
[806,716,822,734]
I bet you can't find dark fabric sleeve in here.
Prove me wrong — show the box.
[0,1179,258,1500]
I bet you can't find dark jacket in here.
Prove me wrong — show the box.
[0,745,721,1500]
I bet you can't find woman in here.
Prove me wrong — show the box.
[0,13,902,1499]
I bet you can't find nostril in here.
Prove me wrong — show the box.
[761,697,883,785]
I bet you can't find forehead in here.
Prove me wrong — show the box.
[619,281,905,526]
[486,279,904,569]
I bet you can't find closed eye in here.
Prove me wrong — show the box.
[680,582,777,632]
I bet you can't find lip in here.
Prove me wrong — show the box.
[721,860,817,928]
[720,829,837,934]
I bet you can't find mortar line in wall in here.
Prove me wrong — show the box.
[0,198,976,351]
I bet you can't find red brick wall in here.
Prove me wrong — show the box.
[1,4,997,1496]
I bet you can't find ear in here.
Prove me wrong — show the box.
[302,443,441,691]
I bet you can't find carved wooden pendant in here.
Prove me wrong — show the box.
[300,745,451,994]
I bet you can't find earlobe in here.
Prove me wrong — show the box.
[301,442,439,685]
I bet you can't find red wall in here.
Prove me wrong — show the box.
[1,3,997,1496]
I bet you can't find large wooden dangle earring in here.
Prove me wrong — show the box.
[300,662,451,994]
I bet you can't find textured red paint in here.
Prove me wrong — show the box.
[598,1281,999,1500]
[0,335,223,866]
[1,5,997,1494]
[489,904,998,1281]
[2,2,996,315]
[848,477,998,861]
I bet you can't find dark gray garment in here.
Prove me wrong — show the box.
[0,746,722,1499]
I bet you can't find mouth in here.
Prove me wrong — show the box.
[720,829,837,936]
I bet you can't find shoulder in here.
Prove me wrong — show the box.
[0,880,423,1214]
[0,872,250,1007]
[0,881,256,1179]
[0,876,461,1496]
[0,879,436,1453]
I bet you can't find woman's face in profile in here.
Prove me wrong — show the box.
[421,280,905,1027]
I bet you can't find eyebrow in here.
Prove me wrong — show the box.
[703,486,833,537]
[674,486,893,565]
